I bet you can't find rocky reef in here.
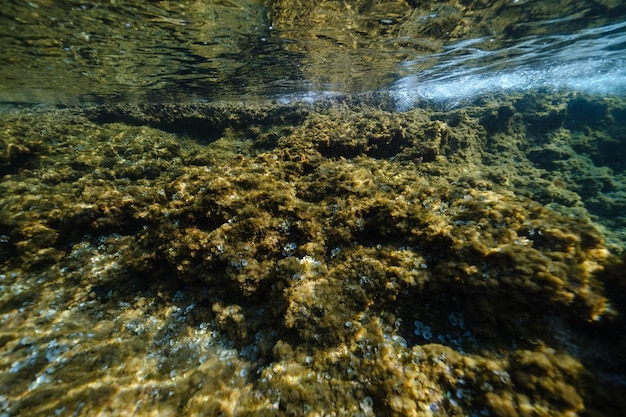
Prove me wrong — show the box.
[0,91,625,416]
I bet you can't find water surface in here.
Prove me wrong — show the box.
[2,0,625,104]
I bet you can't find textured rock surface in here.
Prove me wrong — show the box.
[0,92,625,416]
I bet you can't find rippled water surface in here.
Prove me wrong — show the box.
[2,0,625,104]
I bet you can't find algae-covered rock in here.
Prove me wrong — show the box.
[0,93,625,417]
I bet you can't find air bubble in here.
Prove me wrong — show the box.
[422,326,433,340]
[448,312,464,328]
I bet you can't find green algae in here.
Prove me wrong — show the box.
[1,92,625,417]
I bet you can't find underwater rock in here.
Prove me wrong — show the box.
[0,92,625,416]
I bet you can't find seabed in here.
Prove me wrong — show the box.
[1,91,625,416]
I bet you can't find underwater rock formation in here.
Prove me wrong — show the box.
[0,92,625,416]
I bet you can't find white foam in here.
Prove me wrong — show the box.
[390,20,626,110]
[391,58,626,110]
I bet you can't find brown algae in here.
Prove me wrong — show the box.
[0,92,625,416]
